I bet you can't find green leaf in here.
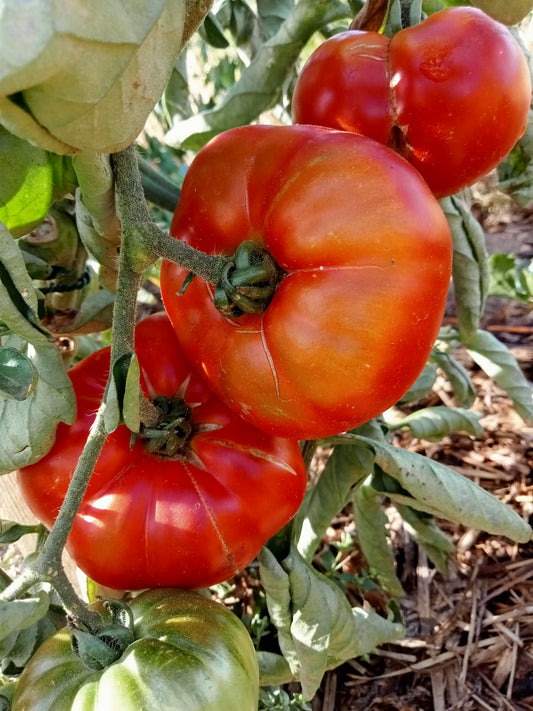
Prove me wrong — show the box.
[352,480,405,597]
[0,520,42,544]
[200,11,230,48]
[5,621,38,667]
[398,362,437,404]
[104,351,140,434]
[259,545,404,699]
[73,152,121,292]
[0,346,37,401]
[0,334,75,474]
[0,682,16,710]
[440,195,490,343]
[258,0,295,36]
[165,0,351,150]
[359,436,532,542]
[123,354,142,433]
[497,108,533,206]
[293,440,374,562]
[385,406,483,441]
[0,223,51,344]
[466,329,533,425]
[257,651,295,687]
[430,348,475,407]
[488,253,533,304]
[395,505,455,575]
[0,591,50,642]
[0,126,54,237]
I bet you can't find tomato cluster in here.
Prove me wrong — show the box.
[16,6,530,600]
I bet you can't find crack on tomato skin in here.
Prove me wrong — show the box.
[260,314,281,401]
[144,473,156,581]
[386,40,412,161]
[181,460,239,578]
[204,438,302,477]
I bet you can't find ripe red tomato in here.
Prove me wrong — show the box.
[16,312,307,590]
[160,124,453,440]
[291,7,531,198]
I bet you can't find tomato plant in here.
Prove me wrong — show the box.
[11,588,259,711]
[16,312,307,590]
[160,124,453,439]
[291,7,531,198]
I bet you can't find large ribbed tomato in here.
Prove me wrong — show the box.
[291,7,531,197]
[160,124,453,440]
[16,312,306,590]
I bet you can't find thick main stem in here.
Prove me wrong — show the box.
[0,406,107,630]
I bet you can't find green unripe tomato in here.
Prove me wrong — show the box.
[12,589,259,711]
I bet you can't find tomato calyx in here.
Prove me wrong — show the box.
[214,240,283,318]
[140,394,193,457]
[70,600,135,670]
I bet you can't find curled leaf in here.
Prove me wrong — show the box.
[0,1,211,153]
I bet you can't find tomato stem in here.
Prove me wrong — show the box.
[0,404,108,633]
[350,0,389,30]
[111,145,229,286]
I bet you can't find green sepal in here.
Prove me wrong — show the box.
[70,628,124,671]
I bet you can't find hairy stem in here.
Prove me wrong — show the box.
[111,145,228,285]
[0,405,107,631]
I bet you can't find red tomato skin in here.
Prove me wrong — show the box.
[160,124,453,439]
[291,31,392,144]
[16,312,307,590]
[292,7,531,197]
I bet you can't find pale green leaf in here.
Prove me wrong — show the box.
[0,1,195,154]
[361,437,532,543]
[259,545,404,699]
[466,329,533,424]
[353,481,405,597]
[0,591,49,642]
[0,222,50,344]
[123,354,141,434]
[0,335,75,474]
[257,651,295,687]
[398,362,437,404]
[385,406,483,441]
[294,443,373,562]
[440,195,490,343]
[396,504,455,575]
[430,349,475,407]
[165,0,351,150]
